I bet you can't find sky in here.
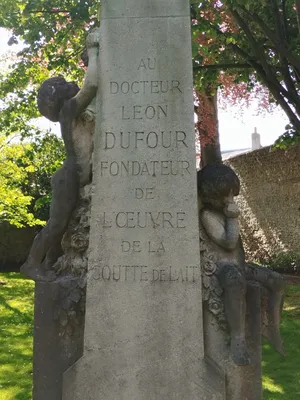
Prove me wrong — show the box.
[0,28,289,151]
[219,105,288,151]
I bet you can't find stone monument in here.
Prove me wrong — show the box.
[63,1,224,399]
[21,1,285,399]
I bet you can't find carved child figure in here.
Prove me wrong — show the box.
[21,29,100,281]
[198,164,285,366]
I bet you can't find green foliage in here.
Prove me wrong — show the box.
[274,125,300,149]
[0,131,65,227]
[0,1,100,228]
[0,0,100,142]
[0,2,99,229]
[0,0,299,138]
[262,251,300,275]
[0,135,40,227]
[21,131,66,221]
[191,0,300,138]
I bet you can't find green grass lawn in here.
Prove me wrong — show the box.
[0,273,34,400]
[0,272,299,399]
[262,284,300,399]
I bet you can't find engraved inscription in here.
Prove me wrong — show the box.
[137,57,156,70]
[148,241,165,253]
[104,131,187,150]
[102,211,186,229]
[121,240,165,253]
[121,240,141,253]
[134,187,155,199]
[89,265,200,283]
[121,105,168,120]
[109,80,182,95]
[99,54,194,283]
[100,160,190,177]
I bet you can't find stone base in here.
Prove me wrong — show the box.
[33,281,262,400]
[33,281,84,400]
[204,282,262,400]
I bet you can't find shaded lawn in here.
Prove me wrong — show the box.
[0,273,34,400]
[0,273,299,399]
[263,285,300,399]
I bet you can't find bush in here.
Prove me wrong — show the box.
[263,252,300,275]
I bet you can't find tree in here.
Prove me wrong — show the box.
[0,0,99,139]
[0,135,38,227]
[0,0,299,219]
[191,0,300,151]
[1,1,297,148]
[194,86,222,166]
[0,1,94,227]
[0,131,65,227]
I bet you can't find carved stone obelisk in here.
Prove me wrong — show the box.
[63,1,224,398]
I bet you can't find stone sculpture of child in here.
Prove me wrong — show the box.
[21,28,100,281]
[198,164,285,366]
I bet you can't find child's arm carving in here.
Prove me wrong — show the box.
[201,208,240,250]
[74,28,100,117]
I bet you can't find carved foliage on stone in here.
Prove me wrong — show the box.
[52,183,92,334]
[200,230,227,331]
[54,183,91,277]
[52,276,86,337]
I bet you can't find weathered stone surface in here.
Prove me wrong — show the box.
[101,0,189,18]
[203,283,262,400]
[32,185,90,400]
[63,1,224,399]
[55,183,91,277]
[198,164,285,399]
[33,281,84,400]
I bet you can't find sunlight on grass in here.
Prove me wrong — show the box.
[1,273,300,399]
[262,376,284,394]
[262,285,300,400]
[0,272,34,400]
[283,306,296,311]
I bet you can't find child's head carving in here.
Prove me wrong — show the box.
[37,76,80,122]
[197,164,240,204]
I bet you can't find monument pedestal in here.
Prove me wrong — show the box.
[27,1,283,398]
[63,0,225,398]
[204,283,262,400]
[33,281,84,400]
[34,281,263,399]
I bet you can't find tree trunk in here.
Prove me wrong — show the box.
[195,88,222,168]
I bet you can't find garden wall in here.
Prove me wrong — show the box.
[225,144,300,261]
[0,223,36,272]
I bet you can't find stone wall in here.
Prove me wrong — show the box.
[225,144,300,261]
[0,223,36,271]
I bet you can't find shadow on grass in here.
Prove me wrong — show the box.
[0,273,34,400]
[1,274,300,399]
[263,285,300,400]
